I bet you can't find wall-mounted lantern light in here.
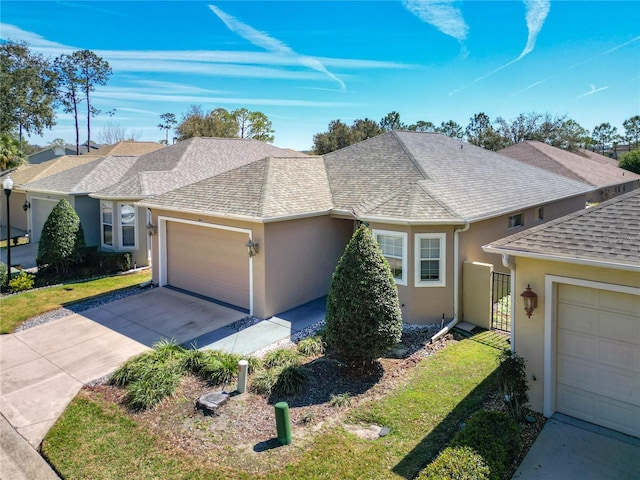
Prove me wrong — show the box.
[520,284,538,318]
[246,239,258,257]
[23,200,30,211]
[146,223,157,235]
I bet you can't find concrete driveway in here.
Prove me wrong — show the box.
[513,413,640,479]
[0,287,247,447]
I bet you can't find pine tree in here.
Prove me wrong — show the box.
[325,225,402,364]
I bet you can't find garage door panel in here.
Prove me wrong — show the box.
[556,284,640,437]
[166,222,249,310]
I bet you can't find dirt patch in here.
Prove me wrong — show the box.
[83,330,544,474]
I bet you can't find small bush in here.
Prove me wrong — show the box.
[124,365,183,410]
[198,350,241,385]
[263,348,301,369]
[417,446,490,480]
[329,392,352,408]
[9,271,34,292]
[451,410,521,480]
[496,350,529,421]
[297,335,325,357]
[0,262,7,288]
[272,365,309,396]
[250,368,279,396]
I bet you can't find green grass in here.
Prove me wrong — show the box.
[43,339,502,480]
[0,270,151,334]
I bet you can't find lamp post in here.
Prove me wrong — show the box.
[3,176,13,290]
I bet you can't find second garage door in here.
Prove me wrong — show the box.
[166,221,250,310]
[556,283,640,437]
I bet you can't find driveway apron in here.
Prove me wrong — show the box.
[0,287,247,447]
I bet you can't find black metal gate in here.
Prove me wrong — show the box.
[491,272,511,332]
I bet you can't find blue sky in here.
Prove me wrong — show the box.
[1,1,639,151]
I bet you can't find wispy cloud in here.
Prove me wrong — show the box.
[208,4,346,90]
[570,35,640,70]
[449,0,550,96]
[402,0,468,42]
[576,84,609,99]
[511,79,548,97]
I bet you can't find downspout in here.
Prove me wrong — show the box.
[502,253,516,351]
[430,222,470,343]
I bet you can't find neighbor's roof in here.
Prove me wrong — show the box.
[23,156,139,195]
[324,131,594,223]
[139,156,332,221]
[483,189,640,271]
[90,141,165,157]
[94,137,307,199]
[6,155,104,189]
[499,141,640,188]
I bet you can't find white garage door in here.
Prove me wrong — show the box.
[166,221,250,310]
[556,284,640,437]
[32,198,59,243]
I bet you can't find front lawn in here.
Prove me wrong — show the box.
[0,270,151,334]
[42,337,507,480]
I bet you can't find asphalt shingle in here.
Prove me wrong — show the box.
[484,189,640,268]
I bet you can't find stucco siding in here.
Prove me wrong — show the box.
[509,257,640,414]
[74,196,100,247]
[263,216,353,319]
[459,194,587,273]
[0,191,28,233]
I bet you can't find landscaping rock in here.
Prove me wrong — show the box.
[196,391,228,415]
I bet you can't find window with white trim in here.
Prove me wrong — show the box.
[415,233,446,287]
[120,203,136,248]
[534,207,544,222]
[508,213,523,229]
[101,201,113,247]
[373,229,408,285]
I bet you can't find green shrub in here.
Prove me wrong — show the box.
[451,411,521,480]
[619,149,640,174]
[496,350,529,421]
[124,365,183,410]
[329,392,352,408]
[9,271,35,292]
[0,262,7,288]
[250,368,279,396]
[263,348,301,369]
[297,335,325,357]
[272,365,309,396]
[417,446,490,480]
[325,225,402,364]
[198,350,241,385]
[36,199,86,274]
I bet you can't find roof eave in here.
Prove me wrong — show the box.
[482,245,640,272]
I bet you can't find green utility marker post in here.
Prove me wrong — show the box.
[274,401,292,445]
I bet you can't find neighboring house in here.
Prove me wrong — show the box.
[89,137,309,267]
[139,131,594,322]
[0,154,103,239]
[14,142,163,252]
[499,141,640,202]
[482,189,640,438]
[27,145,78,164]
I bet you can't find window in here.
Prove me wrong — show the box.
[120,203,136,248]
[534,207,544,222]
[101,202,113,246]
[373,230,408,285]
[508,213,523,229]
[415,233,446,287]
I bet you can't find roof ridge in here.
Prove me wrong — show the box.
[257,157,271,217]
[391,131,431,181]
[414,181,462,220]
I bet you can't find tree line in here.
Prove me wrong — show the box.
[312,111,640,157]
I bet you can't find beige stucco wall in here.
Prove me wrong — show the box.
[459,194,587,274]
[0,190,28,233]
[262,216,354,318]
[462,261,493,329]
[508,257,640,414]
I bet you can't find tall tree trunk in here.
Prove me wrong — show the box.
[73,100,80,155]
[85,80,91,153]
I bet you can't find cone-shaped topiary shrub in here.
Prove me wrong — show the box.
[36,199,85,274]
[325,224,402,364]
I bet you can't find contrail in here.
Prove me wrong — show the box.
[449,0,550,96]
[208,4,346,90]
[576,84,609,99]
[402,0,468,42]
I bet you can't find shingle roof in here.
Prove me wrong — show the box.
[96,137,307,198]
[7,155,104,189]
[23,156,139,194]
[483,189,640,270]
[90,141,165,156]
[498,141,640,187]
[325,131,594,222]
[141,156,331,220]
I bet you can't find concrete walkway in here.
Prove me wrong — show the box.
[512,413,640,479]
